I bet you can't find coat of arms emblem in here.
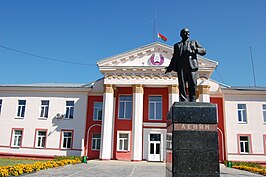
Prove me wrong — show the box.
[150,53,164,66]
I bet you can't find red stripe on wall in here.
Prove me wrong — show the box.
[85,96,103,159]
[210,97,226,162]
[114,87,132,160]
[0,152,54,159]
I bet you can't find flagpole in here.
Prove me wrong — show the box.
[153,19,156,42]
[153,10,157,42]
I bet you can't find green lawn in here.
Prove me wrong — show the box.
[0,158,47,166]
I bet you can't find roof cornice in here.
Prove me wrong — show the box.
[0,86,91,92]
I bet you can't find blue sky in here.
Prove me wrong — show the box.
[1,0,265,86]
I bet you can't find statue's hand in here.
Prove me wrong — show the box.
[188,49,196,55]
[165,67,171,74]
[191,44,199,53]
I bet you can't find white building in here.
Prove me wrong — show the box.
[222,87,266,163]
[0,43,265,164]
[0,83,91,158]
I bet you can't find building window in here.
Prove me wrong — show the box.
[36,130,47,148]
[92,134,101,150]
[93,102,103,121]
[17,100,26,118]
[237,104,247,123]
[149,96,162,120]
[40,100,49,118]
[239,136,250,154]
[117,131,130,151]
[62,131,72,149]
[65,101,74,119]
[166,133,172,150]
[118,95,132,119]
[0,99,2,115]
[263,105,266,123]
[12,129,23,147]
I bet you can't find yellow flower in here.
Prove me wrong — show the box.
[232,165,266,175]
[0,157,81,177]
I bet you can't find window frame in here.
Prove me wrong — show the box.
[34,129,48,148]
[148,95,163,120]
[61,130,73,149]
[263,104,266,123]
[65,101,74,119]
[10,128,24,148]
[91,133,101,151]
[117,131,130,152]
[16,100,26,118]
[0,99,2,115]
[118,95,132,120]
[39,100,49,119]
[237,134,252,154]
[264,135,266,155]
[237,104,247,124]
[93,102,103,121]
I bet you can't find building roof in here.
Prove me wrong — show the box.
[229,86,266,91]
[221,86,266,95]
[0,82,94,88]
[209,79,231,89]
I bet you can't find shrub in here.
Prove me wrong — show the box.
[232,161,262,168]
[0,158,81,177]
[223,160,228,167]
[53,156,82,161]
[233,165,266,175]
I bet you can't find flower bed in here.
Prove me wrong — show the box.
[232,165,266,176]
[0,158,81,176]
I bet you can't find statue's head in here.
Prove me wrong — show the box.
[180,28,190,41]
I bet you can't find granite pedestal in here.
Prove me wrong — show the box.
[166,102,220,177]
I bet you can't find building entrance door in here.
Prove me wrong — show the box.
[148,134,161,161]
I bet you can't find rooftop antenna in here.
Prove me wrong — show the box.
[249,46,257,87]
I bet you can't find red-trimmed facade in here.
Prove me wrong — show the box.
[33,128,48,148]
[84,87,226,162]
[85,96,103,159]
[237,134,253,154]
[59,129,74,150]
[10,128,24,148]
[0,43,230,162]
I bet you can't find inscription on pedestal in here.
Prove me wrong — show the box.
[175,123,217,131]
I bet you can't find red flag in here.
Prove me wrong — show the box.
[158,33,167,41]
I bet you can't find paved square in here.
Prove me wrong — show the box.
[23,160,263,177]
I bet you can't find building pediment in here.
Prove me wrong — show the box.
[97,42,218,83]
[97,43,173,68]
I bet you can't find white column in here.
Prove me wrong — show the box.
[198,85,210,103]
[100,84,114,160]
[110,91,116,159]
[131,84,144,161]
[168,85,179,109]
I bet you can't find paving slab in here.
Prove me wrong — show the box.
[23,160,264,177]
[220,164,263,177]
